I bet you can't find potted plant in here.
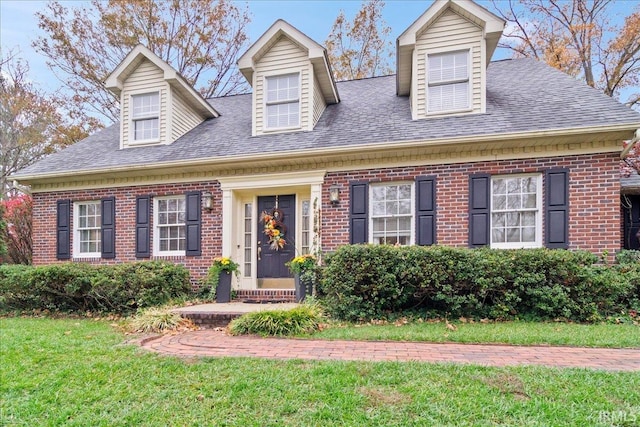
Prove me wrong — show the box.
[208,257,239,303]
[287,254,317,302]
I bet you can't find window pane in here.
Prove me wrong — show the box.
[492,227,505,243]
[372,201,385,216]
[522,227,536,242]
[386,201,398,215]
[493,195,506,210]
[491,176,540,246]
[523,194,537,209]
[506,227,520,242]
[522,212,536,226]
[507,195,521,210]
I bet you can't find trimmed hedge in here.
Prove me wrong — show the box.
[320,245,639,322]
[0,261,192,314]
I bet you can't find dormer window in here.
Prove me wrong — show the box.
[132,92,160,142]
[265,73,300,130]
[427,50,470,114]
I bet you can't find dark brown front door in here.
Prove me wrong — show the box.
[257,195,295,288]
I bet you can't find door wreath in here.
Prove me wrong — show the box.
[260,208,287,250]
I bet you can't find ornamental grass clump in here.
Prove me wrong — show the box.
[228,304,323,336]
[129,307,194,333]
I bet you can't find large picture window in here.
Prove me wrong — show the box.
[155,196,186,255]
[265,73,300,129]
[491,175,542,248]
[132,92,160,141]
[427,50,469,113]
[74,201,101,257]
[370,183,413,245]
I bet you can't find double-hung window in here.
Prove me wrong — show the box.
[74,201,101,257]
[132,92,160,142]
[427,50,470,113]
[491,175,542,248]
[155,196,186,255]
[370,183,413,245]
[265,73,300,129]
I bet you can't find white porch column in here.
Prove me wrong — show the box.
[221,189,233,257]
[310,183,322,256]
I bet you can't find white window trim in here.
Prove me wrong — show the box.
[425,49,472,115]
[73,201,101,258]
[368,182,415,246]
[130,91,160,145]
[263,72,301,132]
[490,174,543,249]
[153,195,186,257]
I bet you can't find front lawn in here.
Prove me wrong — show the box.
[306,319,640,348]
[1,317,639,426]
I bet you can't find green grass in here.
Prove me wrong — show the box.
[306,320,640,348]
[2,317,639,426]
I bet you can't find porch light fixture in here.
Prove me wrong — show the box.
[202,191,214,211]
[329,185,340,205]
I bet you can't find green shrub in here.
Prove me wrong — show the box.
[616,249,640,265]
[0,261,192,314]
[320,245,634,322]
[228,304,323,336]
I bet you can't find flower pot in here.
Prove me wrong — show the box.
[216,271,232,303]
[295,273,311,303]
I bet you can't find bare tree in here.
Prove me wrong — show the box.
[34,0,251,124]
[492,0,640,108]
[325,0,393,81]
[0,51,96,199]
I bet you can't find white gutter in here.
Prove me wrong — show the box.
[621,128,640,159]
[13,123,639,182]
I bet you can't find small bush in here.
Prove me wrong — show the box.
[228,304,323,336]
[129,307,193,333]
[0,261,192,314]
[616,249,640,265]
[320,245,635,322]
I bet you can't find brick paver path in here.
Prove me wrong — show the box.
[141,330,640,371]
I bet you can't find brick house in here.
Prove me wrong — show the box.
[14,0,640,299]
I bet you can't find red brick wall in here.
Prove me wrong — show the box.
[32,181,222,280]
[32,152,621,279]
[321,153,621,256]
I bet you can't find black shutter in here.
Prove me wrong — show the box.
[416,176,436,245]
[185,191,202,256]
[350,181,369,244]
[101,197,116,259]
[469,174,490,247]
[135,196,151,258]
[56,199,71,260]
[545,169,569,249]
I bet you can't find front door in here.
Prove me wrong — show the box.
[257,195,296,288]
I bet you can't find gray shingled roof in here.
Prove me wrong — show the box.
[15,58,640,178]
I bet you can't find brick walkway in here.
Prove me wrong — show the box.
[141,330,640,371]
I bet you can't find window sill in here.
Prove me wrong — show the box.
[490,243,542,250]
[73,255,101,261]
[261,125,302,134]
[152,252,186,259]
[425,107,473,117]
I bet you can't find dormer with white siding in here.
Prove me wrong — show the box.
[397,0,504,120]
[105,45,218,149]
[238,20,339,136]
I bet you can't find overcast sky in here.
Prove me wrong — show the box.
[0,0,635,102]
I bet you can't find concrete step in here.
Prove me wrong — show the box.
[173,301,299,328]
